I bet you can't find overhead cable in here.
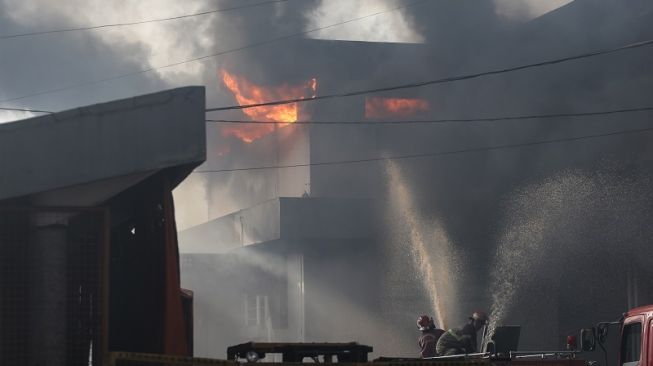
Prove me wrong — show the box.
[0,0,426,105]
[205,38,653,112]
[0,0,291,40]
[193,125,653,173]
[205,106,653,125]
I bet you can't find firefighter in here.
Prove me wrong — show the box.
[435,311,488,356]
[417,315,445,358]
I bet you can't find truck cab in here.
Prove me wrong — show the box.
[620,305,653,366]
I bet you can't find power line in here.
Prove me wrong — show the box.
[7,93,651,123]
[193,125,653,173]
[205,106,653,125]
[0,0,426,105]
[0,106,53,114]
[205,38,653,112]
[0,0,291,40]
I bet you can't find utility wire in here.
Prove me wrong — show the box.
[0,0,426,105]
[0,106,53,114]
[0,0,291,40]
[205,106,653,125]
[205,38,653,112]
[194,125,653,173]
[4,101,649,124]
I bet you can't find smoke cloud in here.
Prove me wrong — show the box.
[0,109,35,123]
[306,0,424,43]
[493,0,574,21]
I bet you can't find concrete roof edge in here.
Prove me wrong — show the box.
[0,86,205,132]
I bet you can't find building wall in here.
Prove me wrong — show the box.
[181,247,305,359]
[0,87,205,202]
[206,123,310,220]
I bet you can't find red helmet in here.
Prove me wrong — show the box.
[470,311,488,324]
[417,315,434,330]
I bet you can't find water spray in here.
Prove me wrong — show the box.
[385,160,450,329]
[485,169,652,345]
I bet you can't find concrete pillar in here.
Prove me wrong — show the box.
[28,223,68,366]
[286,253,305,342]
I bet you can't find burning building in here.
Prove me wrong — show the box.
[180,0,653,360]
[180,39,467,359]
[0,87,205,365]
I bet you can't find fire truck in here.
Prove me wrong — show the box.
[108,305,653,366]
[578,304,653,366]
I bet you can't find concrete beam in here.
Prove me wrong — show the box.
[0,86,206,201]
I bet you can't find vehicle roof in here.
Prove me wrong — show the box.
[626,304,653,318]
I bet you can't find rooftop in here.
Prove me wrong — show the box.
[0,86,206,206]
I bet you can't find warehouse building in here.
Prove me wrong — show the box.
[0,86,205,365]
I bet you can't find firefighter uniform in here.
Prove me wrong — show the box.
[436,311,488,356]
[435,324,477,356]
[419,328,445,358]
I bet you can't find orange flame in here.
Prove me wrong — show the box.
[220,69,317,143]
[365,97,429,119]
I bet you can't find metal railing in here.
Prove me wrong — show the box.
[423,353,491,361]
[509,351,579,359]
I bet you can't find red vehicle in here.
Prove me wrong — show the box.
[580,305,653,366]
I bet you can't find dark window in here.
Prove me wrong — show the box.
[621,322,642,366]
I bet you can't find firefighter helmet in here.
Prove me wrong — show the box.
[417,315,434,330]
[470,311,488,324]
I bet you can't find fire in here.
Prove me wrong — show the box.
[365,97,429,119]
[220,69,317,143]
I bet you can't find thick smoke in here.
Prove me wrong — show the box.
[377,0,653,282]
[305,0,424,43]
[493,0,574,21]
[0,0,318,118]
